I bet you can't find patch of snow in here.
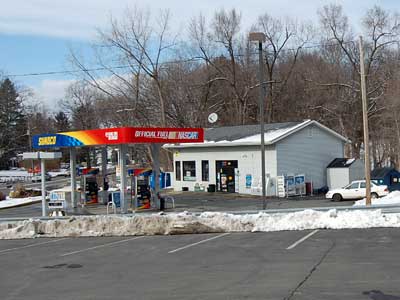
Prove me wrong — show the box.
[0,196,43,209]
[1,209,400,239]
[346,158,355,165]
[50,186,73,193]
[0,170,30,177]
[353,191,400,206]
[233,128,295,144]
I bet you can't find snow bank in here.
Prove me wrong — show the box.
[1,209,400,239]
[0,196,42,209]
[353,191,400,206]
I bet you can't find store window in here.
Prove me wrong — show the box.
[183,161,196,181]
[202,160,209,181]
[175,161,181,181]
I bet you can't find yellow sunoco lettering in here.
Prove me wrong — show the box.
[38,136,57,146]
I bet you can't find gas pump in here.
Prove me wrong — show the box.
[131,169,152,210]
[79,168,99,205]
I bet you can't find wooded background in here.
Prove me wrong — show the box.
[2,4,400,169]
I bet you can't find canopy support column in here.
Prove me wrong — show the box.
[101,147,108,204]
[119,144,128,213]
[151,144,161,209]
[70,148,77,209]
[40,158,47,217]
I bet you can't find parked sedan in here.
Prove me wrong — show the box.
[31,173,52,182]
[326,180,389,201]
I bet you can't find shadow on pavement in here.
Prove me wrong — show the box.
[363,290,400,300]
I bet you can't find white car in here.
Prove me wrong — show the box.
[31,173,52,182]
[326,180,389,201]
[48,168,70,178]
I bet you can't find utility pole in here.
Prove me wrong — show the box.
[359,36,372,206]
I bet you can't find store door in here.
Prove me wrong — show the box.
[216,160,238,193]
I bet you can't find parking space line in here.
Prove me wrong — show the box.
[286,230,319,250]
[60,236,145,257]
[168,233,230,254]
[0,238,69,255]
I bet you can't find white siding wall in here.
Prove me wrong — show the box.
[327,168,349,190]
[172,145,277,195]
[276,125,344,189]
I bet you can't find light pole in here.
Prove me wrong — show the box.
[249,32,267,210]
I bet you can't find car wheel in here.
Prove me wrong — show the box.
[371,192,379,199]
[332,193,342,202]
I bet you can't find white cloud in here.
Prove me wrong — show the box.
[6,0,393,108]
[33,79,75,109]
[31,74,130,111]
[0,0,388,39]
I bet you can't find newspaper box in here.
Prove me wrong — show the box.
[48,187,80,216]
[48,190,67,216]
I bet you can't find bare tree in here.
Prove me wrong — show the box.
[256,14,314,122]
[313,4,400,158]
[70,7,176,127]
[189,9,261,125]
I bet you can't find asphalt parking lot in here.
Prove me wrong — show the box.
[0,191,355,218]
[168,191,355,212]
[0,228,399,300]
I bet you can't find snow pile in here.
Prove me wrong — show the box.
[0,196,42,209]
[1,209,400,239]
[353,191,400,206]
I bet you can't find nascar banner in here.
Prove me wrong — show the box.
[32,127,204,149]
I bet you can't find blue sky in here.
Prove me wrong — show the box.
[0,35,87,82]
[0,0,396,109]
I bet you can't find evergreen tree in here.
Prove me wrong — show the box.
[0,78,27,169]
[53,111,70,132]
[53,111,70,163]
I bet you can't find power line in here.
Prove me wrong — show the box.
[6,66,130,77]
[3,40,355,78]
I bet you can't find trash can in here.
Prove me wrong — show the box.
[159,194,165,211]
[305,182,312,195]
[207,184,216,192]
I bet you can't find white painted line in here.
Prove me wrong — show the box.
[168,233,230,254]
[60,236,145,257]
[0,238,69,255]
[286,230,319,250]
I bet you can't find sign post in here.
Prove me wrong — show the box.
[40,158,46,216]
[23,152,62,217]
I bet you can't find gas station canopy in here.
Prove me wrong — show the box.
[32,127,204,149]
[30,126,204,215]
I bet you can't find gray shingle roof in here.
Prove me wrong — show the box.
[204,122,302,142]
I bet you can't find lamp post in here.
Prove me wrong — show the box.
[249,32,267,210]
